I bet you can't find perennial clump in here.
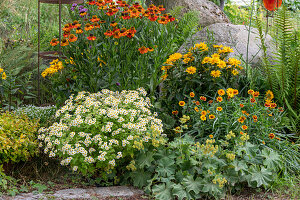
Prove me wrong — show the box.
[38,88,166,174]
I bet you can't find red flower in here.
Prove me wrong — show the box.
[138,46,148,54]
[263,0,282,11]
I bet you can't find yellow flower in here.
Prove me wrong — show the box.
[194,107,199,112]
[209,114,215,119]
[210,70,221,78]
[228,58,241,66]
[190,92,195,98]
[210,57,220,65]
[202,57,211,64]
[2,72,7,80]
[218,46,234,54]
[265,90,274,100]
[217,60,226,69]
[216,107,223,111]
[166,53,183,64]
[232,69,239,75]
[209,134,213,138]
[186,66,196,74]
[194,42,208,51]
[216,96,223,102]
[179,101,185,107]
[0,68,3,73]
[213,44,223,48]
[200,115,207,121]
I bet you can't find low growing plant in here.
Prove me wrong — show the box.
[38,88,166,178]
[0,112,39,164]
[126,135,283,199]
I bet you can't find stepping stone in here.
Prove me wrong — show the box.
[1,186,144,200]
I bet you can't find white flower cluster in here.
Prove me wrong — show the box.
[38,88,165,173]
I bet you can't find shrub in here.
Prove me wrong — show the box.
[38,88,166,177]
[0,112,39,164]
[126,135,283,199]
[14,105,56,127]
[160,43,245,114]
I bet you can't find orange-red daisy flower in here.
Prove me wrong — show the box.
[269,133,275,139]
[87,34,96,40]
[50,38,59,46]
[138,46,148,54]
[69,34,77,42]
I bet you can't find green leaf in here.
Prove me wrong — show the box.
[262,148,282,169]
[137,151,154,169]
[156,157,176,177]
[202,182,222,194]
[172,183,191,200]
[249,166,273,187]
[182,175,202,194]
[152,183,173,200]
[130,170,152,188]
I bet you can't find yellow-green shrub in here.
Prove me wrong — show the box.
[0,112,39,163]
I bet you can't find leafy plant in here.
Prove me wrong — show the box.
[125,135,283,199]
[0,112,39,164]
[14,105,56,127]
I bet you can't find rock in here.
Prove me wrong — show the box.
[146,0,230,27]
[2,186,144,200]
[178,23,275,67]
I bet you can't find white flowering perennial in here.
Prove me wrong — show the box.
[38,88,165,174]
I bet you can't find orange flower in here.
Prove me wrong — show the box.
[90,15,100,22]
[240,131,244,135]
[218,89,225,96]
[50,38,59,46]
[190,92,195,98]
[201,111,207,116]
[216,96,223,102]
[87,34,96,40]
[85,23,94,31]
[240,104,244,108]
[209,134,213,138]
[194,107,199,112]
[93,22,100,28]
[158,17,169,24]
[208,100,213,104]
[278,107,284,112]
[262,141,265,145]
[276,137,281,141]
[179,101,185,107]
[253,91,260,97]
[172,110,178,115]
[200,96,207,101]
[69,34,77,42]
[233,89,239,95]
[110,21,118,27]
[61,38,69,46]
[252,115,258,120]
[242,125,248,130]
[148,13,158,21]
[195,101,200,105]
[209,114,215,119]
[238,116,246,123]
[269,133,275,139]
[76,28,83,34]
[138,46,148,54]
[216,107,222,111]
[250,98,256,103]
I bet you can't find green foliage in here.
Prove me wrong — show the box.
[224,2,250,25]
[38,88,166,176]
[14,105,56,127]
[126,135,283,199]
[0,112,39,164]
[258,6,299,133]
